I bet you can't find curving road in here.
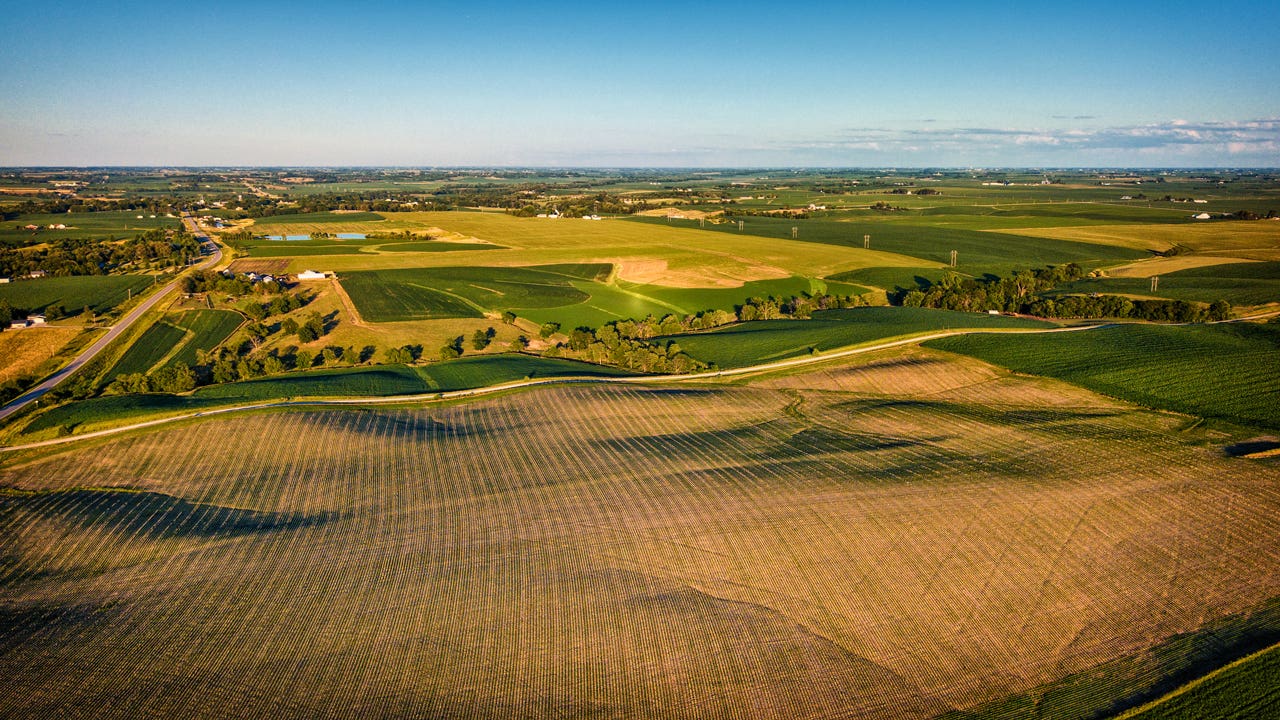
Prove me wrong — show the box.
[0,214,222,423]
[0,323,1107,452]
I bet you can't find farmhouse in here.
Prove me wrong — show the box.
[26,270,47,279]
[9,319,28,330]
[0,277,9,284]
[1193,212,1211,220]
[28,315,45,325]
[297,270,330,280]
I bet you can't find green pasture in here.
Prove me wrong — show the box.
[827,266,950,293]
[375,241,505,253]
[0,275,156,315]
[1053,261,1280,306]
[927,322,1280,429]
[667,307,1056,369]
[1,211,179,246]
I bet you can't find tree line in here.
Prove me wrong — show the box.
[895,264,1231,322]
[0,227,201,278]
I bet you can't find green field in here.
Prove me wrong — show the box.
[22,354,636,434]
[827,266,950,293]
[342,265,873,328]
[165,311,245,368]
[667,306,1057,368]
[632,216,1150,276]
[1054,261,1280,306]
[101,310,243,382]
[927,322,1280,429]
[375,241,506,253]
[340,264,610,321]
[0,275,156,315]
[0,211,178,246]
[102,320,188,379]
[251,211,385,226]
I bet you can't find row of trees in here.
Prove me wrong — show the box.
[895,264,1231,322]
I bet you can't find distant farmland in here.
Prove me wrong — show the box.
[1,353,1277,718]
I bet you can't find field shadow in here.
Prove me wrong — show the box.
[1224,437,1280,457]
[3,489,338,540]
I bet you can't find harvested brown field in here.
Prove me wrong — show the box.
[226,258,291,275]
[0,325,82,384]
[1,352,1277,718]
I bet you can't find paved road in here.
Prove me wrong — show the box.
[0,323,1106,452]
[0,214,222,423]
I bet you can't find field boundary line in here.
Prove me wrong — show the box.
[0,323,1106,453]
[1109,638,1280,719]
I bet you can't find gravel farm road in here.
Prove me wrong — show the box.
[0,214,222,424]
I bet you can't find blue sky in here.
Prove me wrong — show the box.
[1,1,1277,166]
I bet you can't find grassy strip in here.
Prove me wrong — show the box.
[926,322,1280,429]
[19,354,636,435]
[668,307,1056,369]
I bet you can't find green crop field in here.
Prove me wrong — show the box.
[927,322,1280,429]
[100,310,243,382]
[668,306,1056,368]
[0,211,178,246]
[340,265,609,321]
[2,351,1278,718]
[165,310,245,368]
[101,320,187,379]
[0,274,156,315]
[1053,261,1280,306]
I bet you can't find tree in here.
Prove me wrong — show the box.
[501,310,517,325]
[281,318,299,335]
[471,328,493,351]
[539,321,560,339]
[510,334,529,351]
[321,347,339,364]
[440,335,464,359]
[241,301,268,321]
[1208,299,1231,322]
[295,349,314,370]
[297,312,325,343]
